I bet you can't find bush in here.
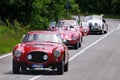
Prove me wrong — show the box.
[0,21,28,55]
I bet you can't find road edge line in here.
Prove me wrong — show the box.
[0,53,12,59]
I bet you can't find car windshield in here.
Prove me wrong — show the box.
[57,21,79,27]
[22,34,62,43]
[49,21,56,27]
[81,21,88,27]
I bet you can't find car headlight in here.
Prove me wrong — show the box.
[61,35,64,38]
[89,23,92,27]
[84,29,87,32]
[27,54,32,60]
[65,35,68,39]
[54,50,61,58]
[13,50,22,57]
[43,54,48,60]
[94,23,98,26]
[72,36,77,40]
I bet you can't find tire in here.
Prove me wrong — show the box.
[104,31,107,34]
[13,59,21,74]
[57,60,64,74]
[79,38,82,48]
[64,62,69,72]
[74,42,79,49]
[79,42,81,48]
[21,64,27,73]
[99,30,103,34]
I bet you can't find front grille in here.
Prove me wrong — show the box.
[27,51,48,63]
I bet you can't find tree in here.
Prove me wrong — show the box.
[0,0,80,30]
[75,0,120,14]
[112,0,120,14]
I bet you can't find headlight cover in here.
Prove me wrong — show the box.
[13,50,22,57]
[43,54,48,60]
[72,36,77,40]
[84,29,87,32]
[61,35,64,38]
[89,23,92,27]
[65,35,69,39]
[94,23,98,26]
[27,54,32,60]
[54,50,61,58]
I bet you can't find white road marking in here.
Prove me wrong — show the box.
[118,24,120,30]
[69,25,120,61]
[29,76,42,80]
[0,53,11,59]
[29,25,120,80]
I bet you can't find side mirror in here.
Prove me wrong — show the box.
[102,19,106,23]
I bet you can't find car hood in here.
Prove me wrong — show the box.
[16,41,59,54]
[57,30,76,39]
[57,30,76,36]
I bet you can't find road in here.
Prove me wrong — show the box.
[0,18,120,80]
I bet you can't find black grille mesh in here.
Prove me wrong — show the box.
[28,51,48,63]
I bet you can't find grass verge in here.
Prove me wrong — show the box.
[0,21,28,55]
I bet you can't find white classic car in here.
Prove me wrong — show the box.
[85,15,108,34]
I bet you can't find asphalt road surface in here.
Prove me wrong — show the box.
[0,18,120,80]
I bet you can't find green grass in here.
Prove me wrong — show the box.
[0,26,20,55]
[0,21,28,55]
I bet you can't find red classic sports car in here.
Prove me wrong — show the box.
[55,28,83,49]
[12,31,69,74]
[57,20,89,36]
[80,21,90,36]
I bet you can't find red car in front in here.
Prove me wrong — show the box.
[12,31,69,74]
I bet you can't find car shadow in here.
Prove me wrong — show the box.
[68,46,77,50]
[4,69,61,76]
[89,32,103,35]
[89,32,101,35]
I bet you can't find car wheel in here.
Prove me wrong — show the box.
[104,31,107,34]
[79,41,81,48]
[13,59,20,74]
[99,30,103,34]
[57,60,64,74]
[79,38,82,48]
[21,64,27,73]
[79,43,81,48]
[64,62,69,72]
[74,42,79,49]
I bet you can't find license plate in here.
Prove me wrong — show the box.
[32,64,44,68]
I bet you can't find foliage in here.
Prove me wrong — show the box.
[0,0,80,55]
[0,21,28,55]
[67,0,80,15]
[75,0,120,15]
[29,0,79,30]
[0,0,79,30]
[111,0,120,14]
